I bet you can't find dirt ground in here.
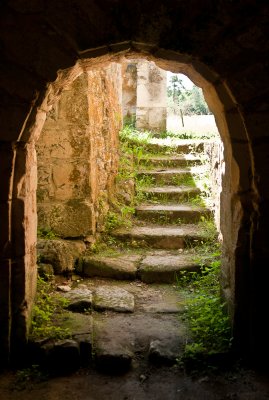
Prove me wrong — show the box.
[1,363,269,400]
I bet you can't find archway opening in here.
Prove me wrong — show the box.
[2,47,253,369]
[29,54,234,374]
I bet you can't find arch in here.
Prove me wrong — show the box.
[0,4,267,365]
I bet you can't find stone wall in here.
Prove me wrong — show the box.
[122,61,137,125]
[36,64,122,241]
[205,139,224,236]
[136,60,167,131]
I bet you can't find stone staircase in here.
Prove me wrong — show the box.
[34,136,213,375]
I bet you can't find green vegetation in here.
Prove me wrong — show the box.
[30,276,71,340]
[177,239,232,363]
[167,75,211,116]
[37,227,59,240]
[12,365,47,390]
[119,124,215,154]
[105,206,135,232]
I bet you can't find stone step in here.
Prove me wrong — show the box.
[141,140,207,154]
[77,255,141,280]
[137,253,200,283]
[135,204,211,223]
[77,251,201,283]
[139,185,201,202]
[30,279,190,373]
[137,168,195,185]
[138,154,203,168]
[112,224,208,249]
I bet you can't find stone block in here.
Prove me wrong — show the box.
[79,255,140,280]
[37,200,96,238]
[93,286,135,313]
[37,239,86,274]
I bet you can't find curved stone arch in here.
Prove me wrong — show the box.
[0,42,258,365]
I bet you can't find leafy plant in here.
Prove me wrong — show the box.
[12,365,48,390]
[177,246,232,361]
[30,276,71,340]
[37,227,59,240]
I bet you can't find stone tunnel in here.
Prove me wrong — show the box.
[0,1,269,367]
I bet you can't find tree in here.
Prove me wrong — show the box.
[167,74,211,115]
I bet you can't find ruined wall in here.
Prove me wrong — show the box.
[122,61,137,125]
[36,64,122,241]
[136,61,167,131]
[205,140,224,236]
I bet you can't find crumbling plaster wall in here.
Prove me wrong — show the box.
[36,64,122,240]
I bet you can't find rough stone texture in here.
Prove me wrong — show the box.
[63,286,93,312]
[138,254,200,283]
[36,66,122,238]
[93,286,135,313]
[113,225,207,249]
[37,263,54,278]
[140,154,202,168]
[140,186,201,202]
[204,140,224,235]
[0,1,269,366]
[78,255,141,280]
[135,204,211,223]
[137,167,199,185]
[136,60,167,131]
[122,60,137,124]
[148,338,184,365]
[37,239,86,274]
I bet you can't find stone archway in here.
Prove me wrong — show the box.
[0,2,268,366]
[0,46,253,365]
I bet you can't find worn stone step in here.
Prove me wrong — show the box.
[77,251,201,284]
[139,185,201,202]
[77,255,141,280]
[141,140,207,154]
[94,312,186,372]
[137,167,201,185]
[138,253,200,283]
[139,154,203,168]
[112,224,208,249]
[135,204,211,223]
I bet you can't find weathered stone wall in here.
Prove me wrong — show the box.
[205,139,224,235]
[36,64,122,240]
[122,61,137,125]
[136,61,167,131]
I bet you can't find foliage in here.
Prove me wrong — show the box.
[177,243,232,360]
[37,227,59,240]
[105,206,135,232]
[12,365,48,390]
[198,215,218,244]
[167,74,211,116]
[30,276,71,340]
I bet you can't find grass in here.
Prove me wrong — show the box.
[119,124,213,155]
[30,276,71,340]
[175,208,231,366]
[37,227,59,240]
[105,206,135,233]
[179,260,231,357]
